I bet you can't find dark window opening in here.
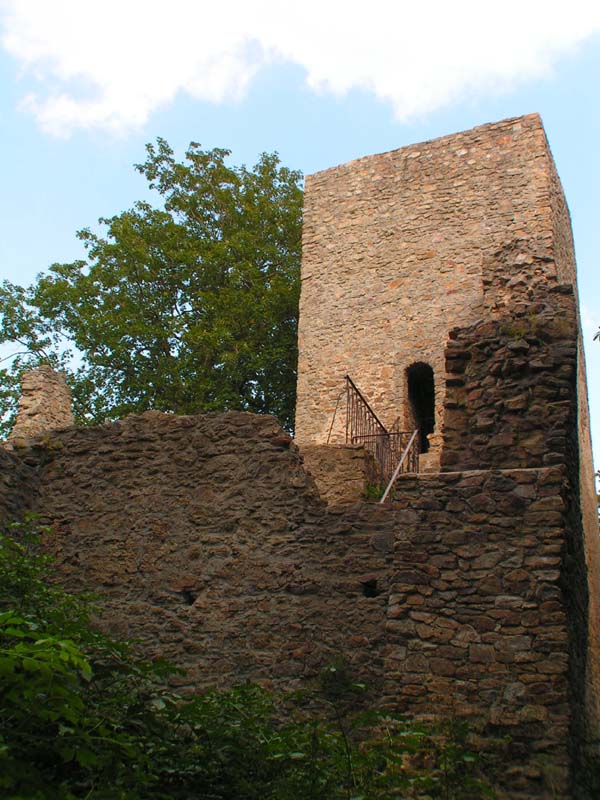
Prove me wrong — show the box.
[362,579,380,598]
[407,362,435,452]
[180,589,197,605]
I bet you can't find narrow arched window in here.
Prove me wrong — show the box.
[406,363,435,452]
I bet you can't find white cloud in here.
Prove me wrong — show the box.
[1,0,599,136]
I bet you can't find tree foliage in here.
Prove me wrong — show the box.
[0,140,302,435]
[0,520,493,799]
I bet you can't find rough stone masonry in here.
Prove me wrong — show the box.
[1,114,598,799]
[295,114,584,465]
[7,365,73,444]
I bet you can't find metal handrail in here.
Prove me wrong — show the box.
[345,375,387,441]
[344,375,419,486]
[379,429,420,504]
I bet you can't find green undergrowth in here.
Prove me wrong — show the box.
[363,483,385,502]
[0,518,494,799]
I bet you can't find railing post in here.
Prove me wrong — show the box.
[379,429,419,504]
[345,376,350,444]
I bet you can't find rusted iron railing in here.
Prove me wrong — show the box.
[344,375,419,487]
[345,375,387,445]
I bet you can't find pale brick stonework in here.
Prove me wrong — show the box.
[295,114,574,459]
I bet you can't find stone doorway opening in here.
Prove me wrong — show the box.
[406,363,435,452]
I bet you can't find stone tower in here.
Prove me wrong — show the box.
[295,114,581,471]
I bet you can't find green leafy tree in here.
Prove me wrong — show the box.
[0,141,302,435]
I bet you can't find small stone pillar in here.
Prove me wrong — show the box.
[8,366,74,442]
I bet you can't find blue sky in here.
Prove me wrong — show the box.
[0,1,599,464]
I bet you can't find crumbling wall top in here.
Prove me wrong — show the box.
[8,366,74,443]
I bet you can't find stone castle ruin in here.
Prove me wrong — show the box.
[1,114,599,798]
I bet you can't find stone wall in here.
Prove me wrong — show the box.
[300,443,369,504]
[480,238,559,314]
[387,467,574,798]
[546,131,578,291]
[6,412,394,696]
[575,343,600,741]
[0,444,39,527]
[7,366,73,443]
[441,285,600,775]
[295,114,570,451]
[542,134,600,736]
[2,409,596,798]
[442,286,577,472]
